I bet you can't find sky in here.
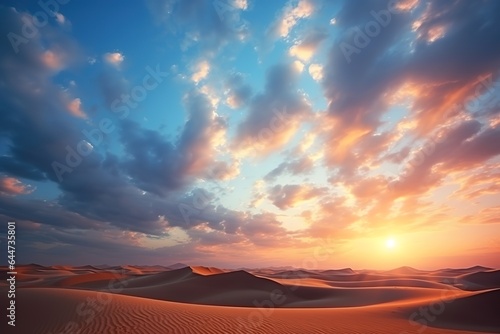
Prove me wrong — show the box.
[0,0,499,270]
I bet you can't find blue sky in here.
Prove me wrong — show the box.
[1,0,500,269]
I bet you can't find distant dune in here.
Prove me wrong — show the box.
[381,266,427,275]
[458,269,500,290]
[320,268,355,275]
[167,262,189,270]
[0,264,498,333]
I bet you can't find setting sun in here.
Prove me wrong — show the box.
[386,238,396,249]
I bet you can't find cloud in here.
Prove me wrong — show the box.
[452,163,500,201]
[293,59,305,72]
[460,206,500,225]
[0,157,47,181]
[264,157,314,181]
[0,194,107,231]
[191,60,210,84]
[67,98,87,119]
[54,12,71,28]
[120,90,226,195]
[3,202,297,266]
[319,0,500,174]
[0,7,90,186]
[232,0,248,10]
[98,69,129,107]
[55,12,66,24]
[232,63,312,156]
[145,0,249,54]
[206,160,240,181]
[268,184,327,209]
[0,7,287,257]
[41,50,65,70]
[289,28,328,61]
[224,72,252,108]
[103,52,124,67]
[389,120,500,198]
[443,126,500,170]
[302,197,358,238]
[308,63,323,81]
[0,177,34,195]
[269,0,316,39]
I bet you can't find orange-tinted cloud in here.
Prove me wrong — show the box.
[0,177,34,195]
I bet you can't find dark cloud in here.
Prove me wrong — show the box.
[0,194,104,230]
[206,160,240,180]
[0,7,94,186]
[0,156,47,181]
[264,157,314,181]
[391,120,483,196]
[289,27,328,61]
[0,216,211,266]
[121,90,226,195]
[233,63,312,155]
[240,213,294,247]
[443,126,500,170]
[268,184,327,209]
[98,68,129,108]
[224,72,252,108]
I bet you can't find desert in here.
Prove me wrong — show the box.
[1,263,499,333]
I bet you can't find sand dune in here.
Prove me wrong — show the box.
[399,288,500,333]
[2,287,492,334]
[381,266,428,275]
[54,271,128,288]
[458,270,500,290]
[2,264,498,333]
[275,276,458,289]
[122,266,198,288]
[320,268,355,275]
[122,268,296,307]
[190,265,226,275]
[431,266,493,276]
[167,262,189,270]
[432,288,500,331]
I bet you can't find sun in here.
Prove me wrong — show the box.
[386,238,396,249]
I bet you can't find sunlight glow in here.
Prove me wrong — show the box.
[386,238,396,249]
